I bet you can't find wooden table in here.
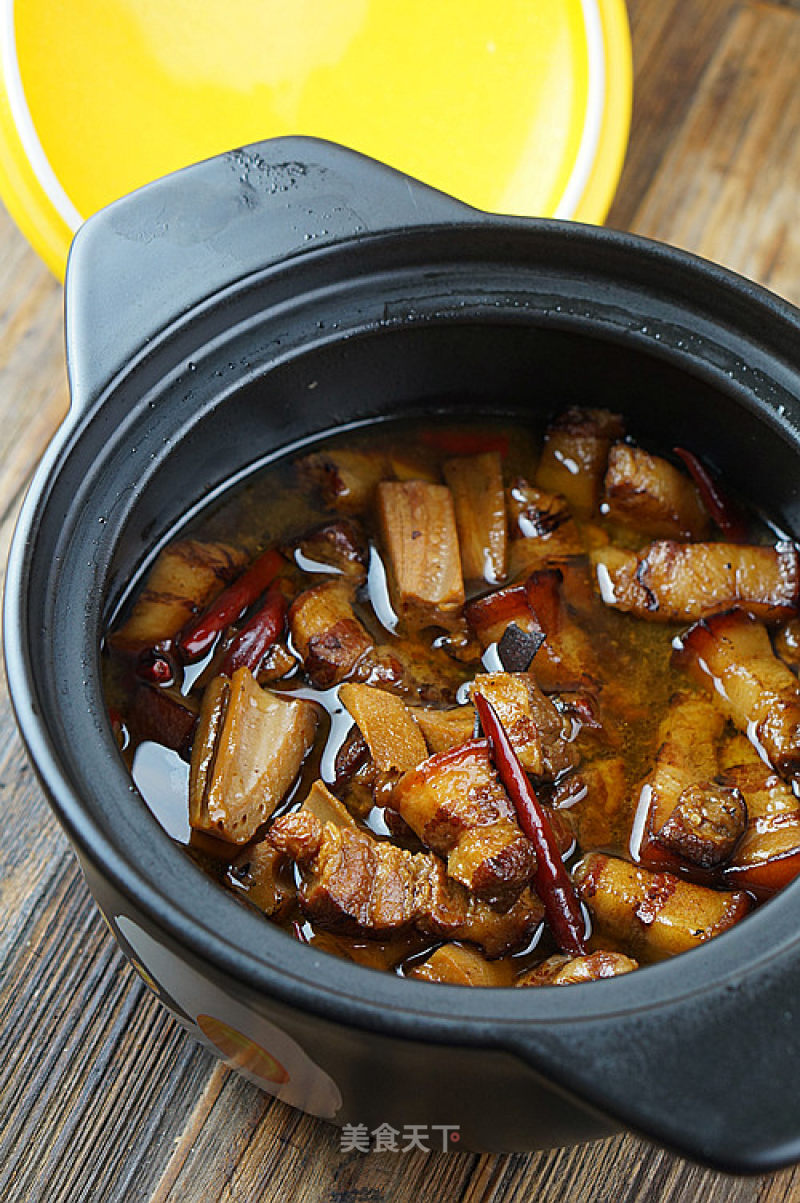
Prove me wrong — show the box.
[2,1,800,1198]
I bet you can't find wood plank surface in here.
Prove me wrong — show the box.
[2,2,800,1199]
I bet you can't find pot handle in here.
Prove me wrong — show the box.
[64,136,483,414]
[506,946,800,1173]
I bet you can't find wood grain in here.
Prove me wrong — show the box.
[2,1,800,1199]
[623,3,800,305]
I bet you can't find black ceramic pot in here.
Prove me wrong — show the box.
[7,137,800,1172]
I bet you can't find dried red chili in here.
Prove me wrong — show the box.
[673,447,747,541]
[473,692,588,956]
[178,547,285,662]
[135,648,175,685]
[220,585,287,677]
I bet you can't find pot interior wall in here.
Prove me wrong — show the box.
[104,317,800,624]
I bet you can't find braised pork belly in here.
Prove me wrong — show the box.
[593,540,800,623]
[602,442,709,540]
[104,411,800,986]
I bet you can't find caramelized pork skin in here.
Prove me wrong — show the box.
[289,579,374,688]
[465,583,540,649]
[593,540,800,623]
[674,610,800,783]
[535,407,625,515]
[391,739,537,902]
[268,811,544,957]
[465,567,597,691]
[572,853,750,962]
[286,518,369,583]
[602,443,709,540]
[719,741,800,896]
[633,693,727,872]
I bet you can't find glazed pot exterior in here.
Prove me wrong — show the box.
[80,856,617,1152]
[7,137,800,1171]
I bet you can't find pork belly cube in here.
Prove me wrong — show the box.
[510,677,576,781]
[465,583,541,650]
[442,451,507,584]
[603,443,709,540]
[633,693,726,865]
[516,950,638,987]
[535,407,625,515]
[408,943,515,987]
[289,579,374,687]
[189,667,318,843]
[454,886,545,959]
[465,570,595,691]
[551,757,628,850]
[674,610,800,783]
[409,705,477,754]
[470,671,577,780]
[287,518,368,583]
[654,783,747,871]
[470,672,544,773]
[506,480,585,576]
[269,812,544,956]
[523,568,598,692]
[361,639,468,708]
[338,683,428,772]
[593,540,800,623]
[391,738,537,901]
[643,699,747,877]
[377,480,465,632]
[572,853,750,962]
[298,447,387,512]
[268,807,326,862]
[110,539,246,653]
[720,749,800,896]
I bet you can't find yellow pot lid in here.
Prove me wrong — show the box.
[0,0,632,280]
